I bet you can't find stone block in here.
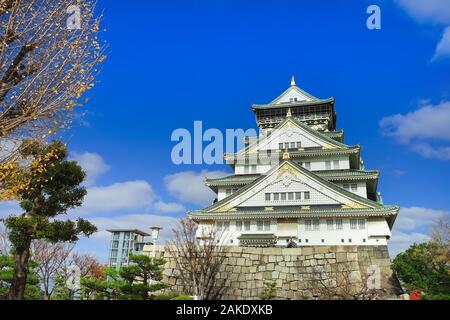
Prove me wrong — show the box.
[258,265,265,272]
[303,247,313,255]
[272,271,280,278]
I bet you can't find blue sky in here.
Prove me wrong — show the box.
[1,0,450,261]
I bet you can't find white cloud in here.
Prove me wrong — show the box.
[380,100,450,159]
[389,206,449,257]
[389,230,431,257]
[434,26,450,59]
[76,180,155,215]
[154,201,185,213]
[395,206,447,231]
[71,152,110,186]
[164,170,229,207]
[88,213,180,243]
[395,0,450,24]
[394,0,450,60]
[0,201,21,219]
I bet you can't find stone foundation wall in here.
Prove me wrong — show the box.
[152,245,401,300]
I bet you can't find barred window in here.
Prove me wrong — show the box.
[280,193,287,200]
[327,219,334,230]
[333,160,340,169]
[325,160,331,170]
[265,193,271,201]
[273,193,280,201]
[313,219,320,231]
[257,221,264,231]
[296,142,302,148]
[350,219,357,230]
[236,221,242,231]
[264,221,270,231]
[351,184,358,192]
[295,192,301,200]
[288,192,294,200]
[244,221,251,231]
[224,221,230,231]
[305,220,312,231]
[304,191,310,200]
[335,219,343,230]
[358,219,366,229]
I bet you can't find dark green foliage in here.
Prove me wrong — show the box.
[0,254,41,300]
[3,140,97,299]
[392,242,450,299]
[80,254,169,300]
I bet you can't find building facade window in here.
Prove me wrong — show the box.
[295,192,301,200]
[304,162,311,170]
[288,192,294,200]
[265,193,271,201]
[244,221,250,231]
[313,219,320,231]
[273,193,280,200]
[236,221,242,231]
[304,191,310,200]
[350,219,357,230]
[333,160,340,169]
[305,220,312,231]
[325,160,331,170]
[358,219,365,229]
[351,184,358,192]
[335,219,343,230]
[326,219,334,230]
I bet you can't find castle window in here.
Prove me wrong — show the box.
[244,221,251,231]
[264,221,270,231]
[321,239,325,243]
[224,221,230,231]
[288,192,294,200]
[335,219,343,230]
[265,193,271,201]
[226,189,232,196]
[313,219,320,231]
[363,239,366,243]
[279,143,283,150]
[295,192,301,200]
[325,160,331,170]
[350,219,357,230]
[327,219,334,230]
[251,165,257,173]
[358,219,366,229]
[296,142,302,148]
[273,193,280,201]
[284,143,289,149]
[290,142,296,149]
[304,191,310,200]
[343,184,350,190]
[305,239,309,243]
[348,239,352,243]
[280,193,287,200]
[304,162,311,170]
[236,221,242,231]
[351,184,358,192]
[257,221,263,231]
[333,160,340,169]
[341,239,344,243]
[305,220,312,231]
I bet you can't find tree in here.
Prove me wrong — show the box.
[392,242,450,299]
[430,216,450,245]
[0,0,105,162]
[0,140,97,300]
[166,219,228,300]
[32,240,73,299]
[0,253,40,300]
[80,254,167,300]
[52,251,105,300]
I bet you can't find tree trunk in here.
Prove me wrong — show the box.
[8,239,32,300]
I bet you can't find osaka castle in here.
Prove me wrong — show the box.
[189,76,399,248]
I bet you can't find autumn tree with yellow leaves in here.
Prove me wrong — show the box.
[0,140,97,300]
[0,0,106,161]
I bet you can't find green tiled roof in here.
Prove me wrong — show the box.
[204,160,388,213]
[252,98,334,110]
[205,170,379,189]
[189,205,399,220]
